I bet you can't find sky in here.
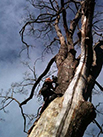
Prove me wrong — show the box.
[0,0,40,137]
[0,0,103,137]
[0,1,56,137]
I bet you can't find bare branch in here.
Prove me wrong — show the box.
[42,37,59,55]
[95,81,103,91]
[0,96,20,105]
[0,95,28,133]
[93,31,103,39]
[93,119,103,134]
[61,0,70,40]
[54,15,68,67]
[20,106,27,133]
[20,55,56,106]
[49,0,57,12]
[69,8,81,38]
[0,100,13,111]
[71,0,81,4]
[93,19,103,25]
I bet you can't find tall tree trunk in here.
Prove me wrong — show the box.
[27,0,102,137]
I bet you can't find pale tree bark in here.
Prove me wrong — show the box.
[27,0,98,137]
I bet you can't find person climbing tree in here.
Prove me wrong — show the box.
[39,76,62,114]
[28,77,59,135]
[39,77,55,101]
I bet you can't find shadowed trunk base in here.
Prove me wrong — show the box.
[65,101,96,137]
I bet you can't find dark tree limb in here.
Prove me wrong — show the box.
[0,95,27,133]
[83,41,103,101]
[61,0,70,41]
[93,119,103,134]
[61,0,81,50]
[69,8,81,37]
[49,0,57,12]
[20,56,56,106]
[54,15,68,68]
[95,81,103,91]
[54,2,81,94]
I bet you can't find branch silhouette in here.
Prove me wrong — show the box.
[20,56,56,106]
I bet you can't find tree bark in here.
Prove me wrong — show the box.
[27,0,99,137]
[83,41,103,101]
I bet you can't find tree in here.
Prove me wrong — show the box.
[0,0,103,137]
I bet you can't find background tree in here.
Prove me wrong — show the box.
[0,0,103,137]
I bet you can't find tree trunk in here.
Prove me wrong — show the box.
[27,0,102,137]
[28,97,95,137]
[27,40,103,137]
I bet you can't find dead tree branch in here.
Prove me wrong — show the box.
[61,0,69,41]
[93,119,103,135]
[95,81,103,91]
[20,56,56,106]
[0,95,27,133]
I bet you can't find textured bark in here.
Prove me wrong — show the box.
[55,51,78,94]
[28,97,95,137]
[55,16,68,69]
[54,4,81,95]
[54,15,78,95]
[65,101,96,137]
[84,41,103,101]
[28,0,97,137]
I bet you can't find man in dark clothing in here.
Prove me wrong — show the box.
[40,77,56,101]
[28,76,62,134]
[39,76,63,114]
[39,77,58,114]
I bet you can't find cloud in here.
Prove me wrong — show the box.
[0,1,36,137]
